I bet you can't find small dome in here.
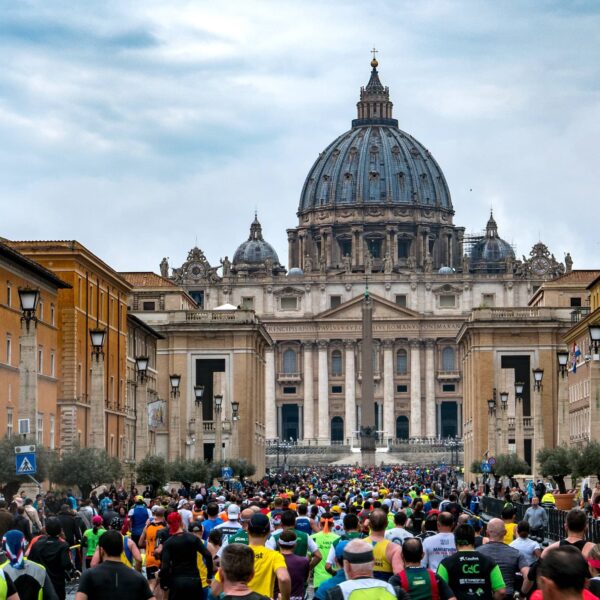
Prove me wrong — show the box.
[470,212,515,273]
[288,267,304,277]
[438,266,454,275]
[232,215,281,268]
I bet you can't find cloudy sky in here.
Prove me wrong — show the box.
[1,0,599,272]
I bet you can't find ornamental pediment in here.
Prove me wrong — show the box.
[431,283,462,296]
[272,286,304,298]
[316,293,420,321]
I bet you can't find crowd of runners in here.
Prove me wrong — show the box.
[0,465,598,600]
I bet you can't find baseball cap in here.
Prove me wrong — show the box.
[190,521,203,533]
[249,513,270,534]
[227,505,241,519]
[135,495,144,502]
[92,515,103,526]
[331,506,342,514]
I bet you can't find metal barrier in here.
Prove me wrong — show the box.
[481,496,600,543]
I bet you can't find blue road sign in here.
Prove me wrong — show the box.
[16,452,36,475]
[481,461,491,474]
[221,467,233,480]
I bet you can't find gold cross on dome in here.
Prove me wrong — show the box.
[371,47,378,60]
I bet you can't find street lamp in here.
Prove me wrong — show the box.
[515,381,525,400]
[532,368,544,392]
[18,288,40,330]
[500,391,509,407]
[169,374,181,397]
[89,328,107,360]
[487,399,496,414]
[194,385,205,406]
[231,400,240,421]
[589,324,600,354]
[214,394,223,462]
[214,394,223,413]
[557,351,569,378]
[135,356,149,383]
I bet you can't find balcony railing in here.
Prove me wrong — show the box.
[571,307,591,324]
[277,372,302,383]
[437,370,461,381]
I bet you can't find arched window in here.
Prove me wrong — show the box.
[442,347,455,371]
[396,416,409,440]
[396,349,408,375]
[282,348,297,374]
[331,416,344,442]
[331,350,342,377]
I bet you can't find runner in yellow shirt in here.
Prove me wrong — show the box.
[211,513,291,600]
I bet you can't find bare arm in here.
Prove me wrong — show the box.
[75,594,88,600]
[493,590,506,600]
[128,538,143,571]
[388,543,404,574]
[276,566,291,600]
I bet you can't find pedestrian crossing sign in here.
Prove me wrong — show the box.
[15,452,36,475]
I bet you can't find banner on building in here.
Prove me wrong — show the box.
[148,400,166,429]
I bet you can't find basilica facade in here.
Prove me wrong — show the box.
[159,58,569,449]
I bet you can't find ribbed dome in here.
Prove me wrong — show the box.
[232,215,281,268]
[298,61,452,215]
[470,213,515,273]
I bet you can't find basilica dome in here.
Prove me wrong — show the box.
[298,60,452,214]
[232,215,284,275]
[469,213,515,273]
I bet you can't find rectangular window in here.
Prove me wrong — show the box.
[38,347,43,373]
[331,385,343,394]
[50,303,55,326]
[6,336,11,365]
[397,239,411,259]
[570,297,582,307]
[50,352,55,377]
[339,239,352,258]
[366,238,382,258]
[49,415,55,450]
[142,301,156,311]
[6,409,13,438]
[241,297,255,310]
[281,297,298,310]
[190,290,204,308]
[396,384,408,393]
[37,413,43,444]
[38,301,44,322]
[6,283,11,307]
[442,384,456,392]
[282,386,296,394]
[395,294,407,308]
[482,293,495,307]
[330,295,342,309]
[439,294,456,308]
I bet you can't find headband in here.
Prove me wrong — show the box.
[278,538,297,548]
[589,559,600,569]
[343,548,374,564]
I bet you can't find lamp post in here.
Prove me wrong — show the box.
[194,385,205,461]
[231,400,240,459]
[589,325,600,356]
[214,394,223,463]
[169,374,181,460]
[514,381,525,460]
[557,351,570,446]
[487,396,497,458]
[498,391,508,455]
[134,356,149,460]
[532,368,544,478]
[89,328,107,450]
[17,288,41,442]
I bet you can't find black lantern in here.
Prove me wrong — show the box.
[18,288,40,330]
[194,385,205,406]
[515,381,525,400]
[90,328,107,359]
[532,368,544,392]
[169,374,181,397]
[135,356,149,382]
[557,350,569,378]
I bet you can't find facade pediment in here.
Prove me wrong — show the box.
[273,286,304,298]
[316,293,421,321]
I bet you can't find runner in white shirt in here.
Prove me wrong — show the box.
[509,521,542,566]
[385,512,414,545]
[421,512,456,571]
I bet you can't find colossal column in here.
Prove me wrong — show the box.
[344,340,356,445]
[410,340,422,438]
[425,340,436,437]
[302,342,314,441]
[382,340,394,444]
[317,341,329,443]
[265,345,277,440]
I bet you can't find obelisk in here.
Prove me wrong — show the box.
[360,288,376,466]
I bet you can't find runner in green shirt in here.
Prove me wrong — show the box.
[311,513,339,590]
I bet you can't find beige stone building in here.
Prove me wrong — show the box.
[159,59,569,455]
[123,273,271,475]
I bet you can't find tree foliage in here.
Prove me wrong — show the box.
[537,446,574,494]
[50,446,122,499]
[0,437,56,498]
[136,455,168,493]
[168,459,208,488]
[571,441,600,481]
[208,459,257,481]
[493,453,530,478]
[470,460,483,474]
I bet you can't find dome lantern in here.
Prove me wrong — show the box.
[353,54,397,128]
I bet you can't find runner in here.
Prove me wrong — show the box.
[363,509,403,580]
[81,516,106,569]
[138,507,166,600]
